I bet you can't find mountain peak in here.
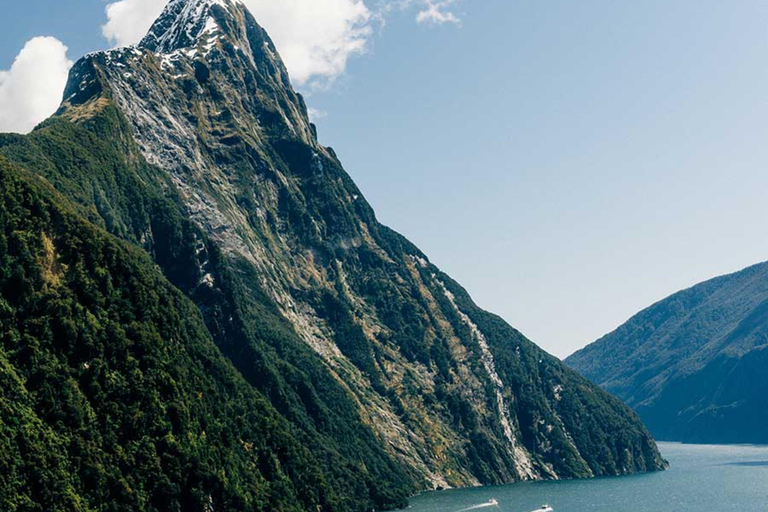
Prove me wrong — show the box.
[139,0,243,54]
[60,0,315,145]
[4,0,668,506]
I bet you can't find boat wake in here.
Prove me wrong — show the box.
[455,499,499,512]
[454,499,552,512]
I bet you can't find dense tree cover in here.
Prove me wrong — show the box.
[404,269,667,478]
[0,105,417,511]
[567,261,768,444]
[475,314,662,476]
[0,158,412,511]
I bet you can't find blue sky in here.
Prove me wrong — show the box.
[4,0,768,357]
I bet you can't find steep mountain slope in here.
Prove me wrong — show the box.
[0,0,665,509]
[0,156,404,512]
[566,261,768,443]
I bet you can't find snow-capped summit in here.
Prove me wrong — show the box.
[140,0,243,54]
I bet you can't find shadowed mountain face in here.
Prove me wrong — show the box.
[567,261,768,444]
[0,0,665,510]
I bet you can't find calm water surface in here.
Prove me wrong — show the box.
[408,443,768,512]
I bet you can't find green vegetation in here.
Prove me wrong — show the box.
[567,261,768,444]
[434,274,665,477]
[0,158,411,511]
[0,106,417,510]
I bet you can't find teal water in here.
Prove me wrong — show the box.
[408,443,768,512]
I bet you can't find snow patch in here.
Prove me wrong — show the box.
[144,0,239,54]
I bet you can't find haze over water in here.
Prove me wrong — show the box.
[409,443,768,512]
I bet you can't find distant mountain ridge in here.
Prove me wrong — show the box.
[566,261,768,444]
[0,0,665,510]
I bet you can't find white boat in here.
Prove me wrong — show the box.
[534,506,553,512]
[487,500,499,506]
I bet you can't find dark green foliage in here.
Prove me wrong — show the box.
[0,95,416,512]
[566,261,768,444]
[204,258,416,509]
[435,274,666,477]
[0,108,156,244]
[0,159,409,511]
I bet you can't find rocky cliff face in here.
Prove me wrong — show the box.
[0,0,665,510]
[567,261,768,444]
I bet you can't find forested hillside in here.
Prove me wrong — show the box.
[567,261,768,444]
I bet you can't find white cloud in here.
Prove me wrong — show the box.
[247,0,372,87]
[416,0,461,25]
[307,107,328,122]
[0,37,73,134]
[102,0,167,48]
[377,0,463,26]
[102,0,373,88]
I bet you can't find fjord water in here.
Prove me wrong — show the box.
[409,443,768,512]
